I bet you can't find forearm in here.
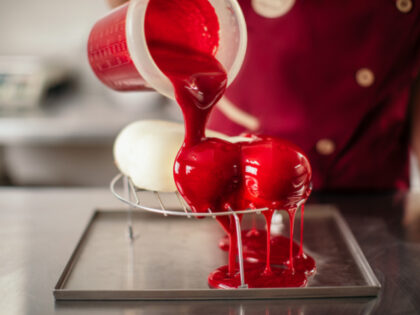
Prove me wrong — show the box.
[411,74,420,162]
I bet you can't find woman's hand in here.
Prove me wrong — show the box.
[107,0,128,8]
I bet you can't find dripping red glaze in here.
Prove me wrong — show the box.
[219,227,315,275]
[145,0,314,288]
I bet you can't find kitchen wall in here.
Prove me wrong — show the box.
[0,0,108,55]
[0,0,113,95]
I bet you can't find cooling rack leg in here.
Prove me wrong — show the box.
[126,235,135,289]
[123,175,134,242]
[232,212,248,289]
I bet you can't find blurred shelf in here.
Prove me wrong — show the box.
[0,89,182,145]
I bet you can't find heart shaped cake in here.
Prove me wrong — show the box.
[174,135,312,214]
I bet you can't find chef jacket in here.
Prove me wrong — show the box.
[208,0,420,191]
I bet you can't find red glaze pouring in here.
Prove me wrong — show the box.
[145,0,314,289]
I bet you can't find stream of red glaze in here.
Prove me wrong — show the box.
[145,0,314,289]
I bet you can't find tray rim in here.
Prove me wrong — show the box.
[54,206,381,300]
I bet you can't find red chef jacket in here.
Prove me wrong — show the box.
[208,0,420,191]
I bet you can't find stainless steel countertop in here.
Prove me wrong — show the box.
[1,188,419,314]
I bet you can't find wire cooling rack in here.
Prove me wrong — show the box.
[110,173,272,217]
[110,173,294,288]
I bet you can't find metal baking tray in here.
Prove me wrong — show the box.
[54,205,380,300]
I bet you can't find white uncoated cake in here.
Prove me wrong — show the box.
[113,120,240,192]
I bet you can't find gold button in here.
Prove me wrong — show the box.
[356,68,375,87]
[252,0,295,18]
[316,139,335,155]
[396,0,413,13]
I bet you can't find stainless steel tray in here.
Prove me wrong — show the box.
[54,205,380,300]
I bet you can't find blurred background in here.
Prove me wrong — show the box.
[0,0,419,189]
[0,0,182,186]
